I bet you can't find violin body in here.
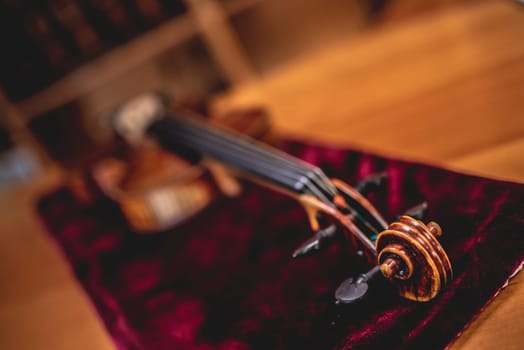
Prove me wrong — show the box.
[109,92,453,303]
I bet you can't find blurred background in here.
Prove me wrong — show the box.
[0,0,484,186]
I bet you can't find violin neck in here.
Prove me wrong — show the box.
[147,112,337,201]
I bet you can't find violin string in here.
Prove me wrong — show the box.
[149,114,381,237]
[173,127,333,203]
[154,114,335,201]
[178,115,338,198]
[167,112,338,197]
[152,115,381,236]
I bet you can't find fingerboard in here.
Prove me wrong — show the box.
[147,111,337,201]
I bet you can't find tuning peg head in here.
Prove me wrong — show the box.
[292,225,337,258]
[335,277,369,304]
[375,216,452,301]
[334,265,381,304]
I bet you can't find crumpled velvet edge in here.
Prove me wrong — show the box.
[445,259,524,349]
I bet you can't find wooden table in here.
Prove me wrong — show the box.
[0,1,523,349]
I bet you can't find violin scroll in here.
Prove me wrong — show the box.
[335,216,452,304]
[293,173,453,303]
[109,92,453,303]
[376,216,453,301]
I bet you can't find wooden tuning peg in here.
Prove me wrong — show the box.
[376,216,452,301]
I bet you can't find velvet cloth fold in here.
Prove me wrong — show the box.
[37,141,524,350]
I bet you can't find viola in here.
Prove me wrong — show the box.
[112,93,453,304]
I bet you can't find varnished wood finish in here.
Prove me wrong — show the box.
[0,2,523,349]
[376,216,452,301]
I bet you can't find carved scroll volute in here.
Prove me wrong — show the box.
[375,216,453,302]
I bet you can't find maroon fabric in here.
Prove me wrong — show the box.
[37,141,524,350]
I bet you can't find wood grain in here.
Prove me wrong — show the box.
[214,2,524,182]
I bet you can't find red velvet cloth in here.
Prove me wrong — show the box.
[37,141,524,350]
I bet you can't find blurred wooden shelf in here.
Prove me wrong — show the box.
[14,0,260,123]
[15,14,197,122]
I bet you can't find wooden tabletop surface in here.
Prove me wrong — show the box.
[0,1,523,349]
